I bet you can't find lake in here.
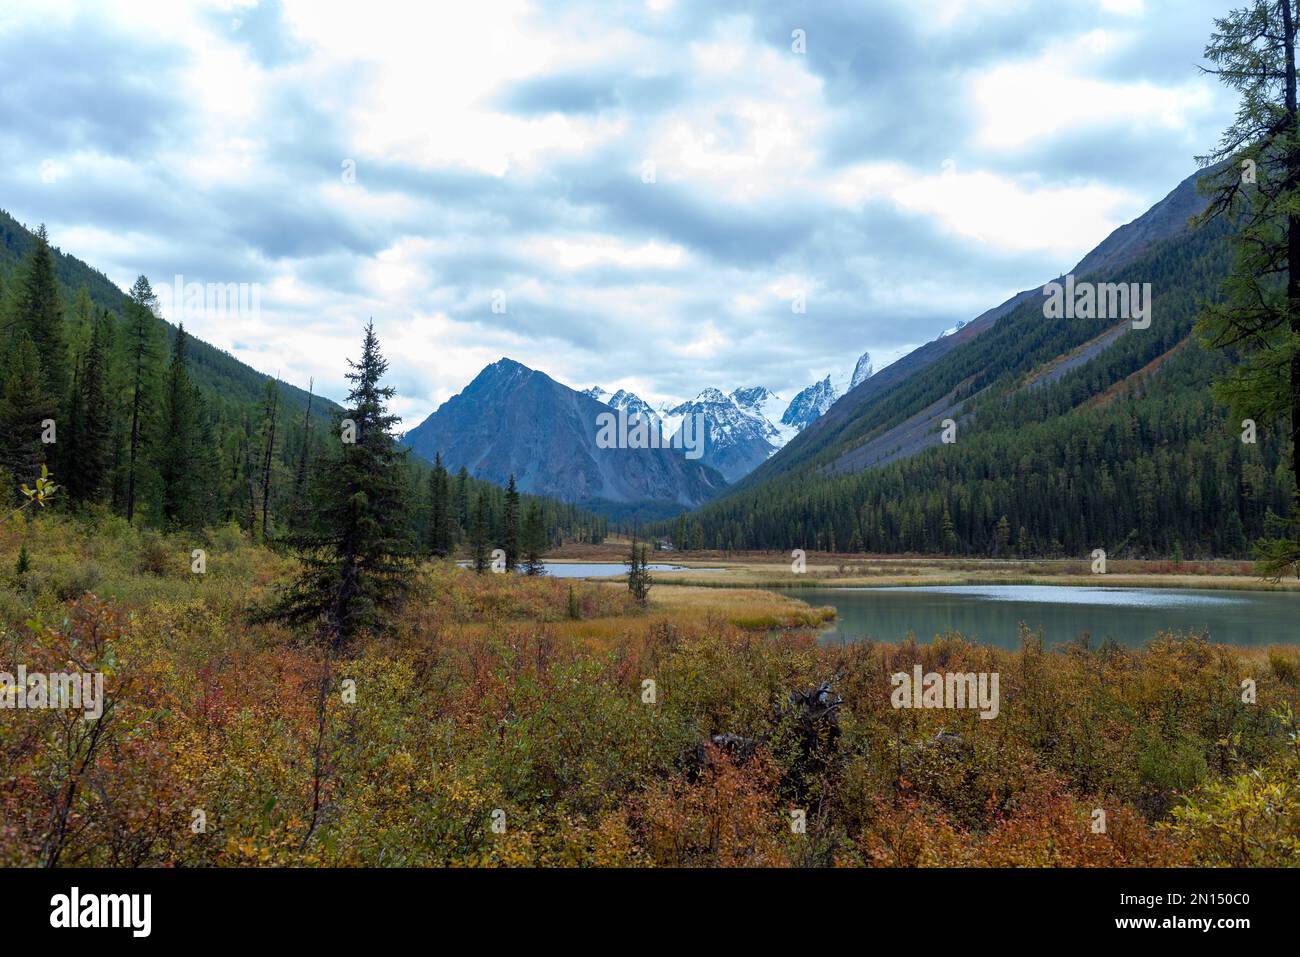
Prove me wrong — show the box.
[458,562,720,578]
[770,584,1300,649]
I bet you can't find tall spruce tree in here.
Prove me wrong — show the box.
[0,337,52,503]
[426,452,454,557]
[10,226,67,408]
[626,536,651,606]
[123,276,161,524]
[158,325,203,529]
[502,473,521,571]
[522,500,547,575]
[454,466,470,537]
[254,378,281,540]
[290,377,314,527]
[1197,0,1300,574]
[262,321,415,650]
[469,491,490,573]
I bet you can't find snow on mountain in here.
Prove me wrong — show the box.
[850,352,874,389]
[580,348,874,480]
[781,350,875,434]
[732,386,797,446]
[607,388,657,421]
[781,376,838,431]
[663,387,778,482]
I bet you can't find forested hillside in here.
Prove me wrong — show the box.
[670,216,1292,559]
[0,215,607,548]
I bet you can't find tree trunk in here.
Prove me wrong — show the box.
[260,386,279,541]
[1285,0,1300,499]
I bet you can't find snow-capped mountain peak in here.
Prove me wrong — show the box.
[687,387,729,406]
[850,352,874,390]
[782,375,837,430]
[584,386,657,421]
[578,347,875,480]
[608,388,657,420]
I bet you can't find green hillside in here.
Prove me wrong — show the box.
[0,208,325,415]
[0,212,607,547]
[670,217,1290,559]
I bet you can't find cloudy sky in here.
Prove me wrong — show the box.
[1,0,1239,426]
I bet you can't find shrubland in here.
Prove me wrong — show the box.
[1,513,1297,867]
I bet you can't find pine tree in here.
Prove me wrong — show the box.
[254,378,280,540]
[69,287,94,361]
[454,466,470,538]
[469,491,490,573]
[0,337,52,503]
[261,321,416,650]
[942,506,959,554]
[626,536,651,605]
[10,225,67,407]
[522,500,547,575]
[290,378,314,527]
[1197,1,1300,574]
[190,390,222,527]
[426,452,454,557]
[123,276,161,524]
[502,473,521,571]
[995,515,1011,557]
[158,325,204,529]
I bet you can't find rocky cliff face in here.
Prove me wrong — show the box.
[404,358,727,507]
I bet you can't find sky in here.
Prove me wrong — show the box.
[0,0,1240,427]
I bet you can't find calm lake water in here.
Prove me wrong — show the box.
[770,584,1300,649]
[459,562,720,578]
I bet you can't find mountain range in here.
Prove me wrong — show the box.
[405,160,1287,558]
[677,162,1288,557]
[14,155,1272,556]
[403,350,875,496]
[401,358,727,513]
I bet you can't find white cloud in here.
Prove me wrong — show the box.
[0,0,1238,423]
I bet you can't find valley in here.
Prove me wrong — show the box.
[5,0,1300,890]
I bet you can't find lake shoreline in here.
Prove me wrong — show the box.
[649,572,1300,593]
[764,582,1300,649]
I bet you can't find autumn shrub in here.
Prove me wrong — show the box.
[4,515,1300,867]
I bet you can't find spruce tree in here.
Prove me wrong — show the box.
[626,536,651,605]
[290,378,314,527]
[10,226,67,407]
[158,325,203,529]
[454,466,470,536]
[469,491,490,573]
[254,378,280,540]
[522,500,547,575]
[123,276,161,524]
[262,321,415,650]
[502,473,521,571]
[0,336,52,503]
[427,452,454,557]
